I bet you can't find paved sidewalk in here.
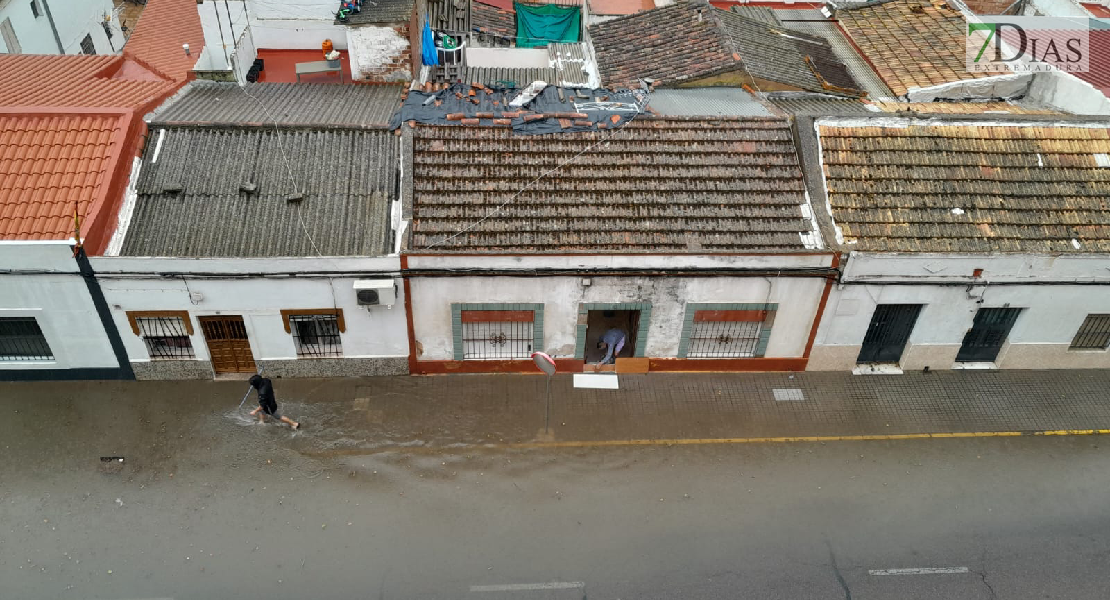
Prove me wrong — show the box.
[4,370,1110,456]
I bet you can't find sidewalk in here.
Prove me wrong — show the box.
[4,370,1110,456]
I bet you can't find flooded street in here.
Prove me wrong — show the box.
[4,378,1110,599]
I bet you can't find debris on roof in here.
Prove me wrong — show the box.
[590,2,864,96]
[818,119,1110,252]
[391,82,646,134]
[336,0,417,24]
[409,117,819,252]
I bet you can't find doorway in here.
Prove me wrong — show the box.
[199,316,257,373]
[956,307,1022,363]
[584,310,640,364]
[857,304,922,364]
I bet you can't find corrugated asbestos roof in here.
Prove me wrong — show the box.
[768,94,875,115]
[452,66,557,87]
[590,3,862,95]
[647,88,772,116]
[151,82,404,127]
[0,113,129,241]
[121,127,396,257]
[818,121,1110,252]
[409,117,817,252]
[836,0,990,96]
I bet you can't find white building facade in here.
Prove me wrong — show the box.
[0,0,123,55]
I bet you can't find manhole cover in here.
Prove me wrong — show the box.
[773,388,805,402]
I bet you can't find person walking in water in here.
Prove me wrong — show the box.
[248,374,300,430]
[596,328,627,365]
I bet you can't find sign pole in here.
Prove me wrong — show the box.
[531,352,558,436]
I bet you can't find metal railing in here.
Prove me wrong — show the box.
[462,320,534,359]
[0,317,54,361]
[136,316,195,360]
[290,315,343,358]
[1070,314,1110,350]
[687,320,762,358]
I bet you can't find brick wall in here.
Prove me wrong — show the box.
[348,24,413,82]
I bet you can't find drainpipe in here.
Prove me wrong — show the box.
[40,0,65,53]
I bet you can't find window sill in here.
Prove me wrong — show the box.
[951,362,998,370]
[1067,348,1109,353]
[0,360,57,366]
[852,363,904,375]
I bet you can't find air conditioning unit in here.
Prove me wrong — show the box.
[354,279,397,307]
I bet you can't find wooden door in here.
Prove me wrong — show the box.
[199,316,256,373]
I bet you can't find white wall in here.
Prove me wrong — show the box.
[198,0,248,71]
[0,243,118,371]
[91,256,408,364]
[348,24,409,81]
[465,47,550,68]
[809,252,1110,370]
[406,253,834,271]
[0,0,121,54]
[409,274,827,361]
[1028,69,1110,116]
[246,0,349,49]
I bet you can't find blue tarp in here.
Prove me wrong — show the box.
[422,16,439,66]
[514,2,580,49]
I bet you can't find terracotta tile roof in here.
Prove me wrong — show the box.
[0,111,130,241]
[0,55,177,109]
[1083,3,1110,18]
[590,3,862,95]
[120,0,206,81]
[836,0,991,96]
[589,0,654,15]
[873,101,1064,114]
[410,117,819,252]
[818,121,1110,252]
[472,0,517,42]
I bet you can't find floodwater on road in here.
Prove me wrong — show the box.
[3,380,1110,599]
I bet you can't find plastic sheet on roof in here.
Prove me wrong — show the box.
[515,2,581,48]
[390,82,646,134]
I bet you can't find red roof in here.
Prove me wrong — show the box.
[1083,3,1110,18]
[590,0,654,15]
[0,0,203,249]
[122,0,207,81]
[1076,29,1110,95]
[0,110,131,242]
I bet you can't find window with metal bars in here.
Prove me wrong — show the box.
[1070,314,1110,350]
[79,33,94,54]
[136,316,195,360]
[289,314,343,357]
[687,319,762,358]
[461,319,534,360]
[0,317,54,361]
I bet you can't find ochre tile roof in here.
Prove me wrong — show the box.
[410,117,818,252]
[121,0,207,81]
[836,0,990,96]
[0,111,130,241]
[818,121,1110,252]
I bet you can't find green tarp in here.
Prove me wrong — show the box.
[514,2,580,48]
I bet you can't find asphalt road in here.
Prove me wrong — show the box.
[3,388,1109,600]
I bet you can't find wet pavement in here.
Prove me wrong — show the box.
[3,371,1110,598]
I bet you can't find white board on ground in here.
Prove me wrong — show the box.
[573,373,619,389]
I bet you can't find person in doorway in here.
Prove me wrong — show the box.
[248,374,300,430]
[596,328,627,365]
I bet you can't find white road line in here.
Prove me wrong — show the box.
[869,567,969,576]
[470,581,586,592]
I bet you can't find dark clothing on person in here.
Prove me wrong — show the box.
[250,375,278,415]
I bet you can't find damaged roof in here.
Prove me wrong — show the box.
[337,0,416,23]
[589,2,863,95]
[120,126,395,257]
[817,119,1110,253]
[835,0,991,97]
[151,81,405,127]
[408,117,820,252]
